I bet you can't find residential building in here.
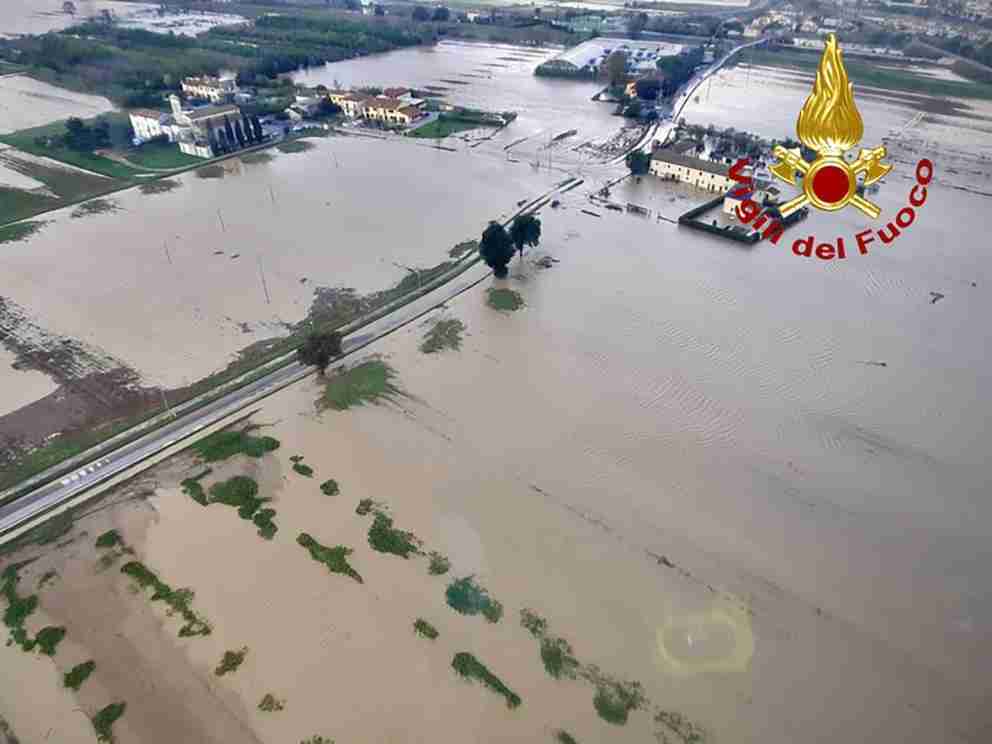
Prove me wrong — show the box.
[181,75,238,103]
[129,109,169,142]
[363,96,423,126]
[650,149,734,192]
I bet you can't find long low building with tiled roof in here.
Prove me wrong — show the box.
[649,148,735,193]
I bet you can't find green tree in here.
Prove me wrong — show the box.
[509,214,541,260]
[297,331,343,376]
[625,150,650,175]
[479,221,514,279]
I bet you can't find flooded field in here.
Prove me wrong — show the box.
[0,75,114,134]
[1,42,990,744]
[0,0,153,38]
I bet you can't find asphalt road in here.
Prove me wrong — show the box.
[0,262,490,538]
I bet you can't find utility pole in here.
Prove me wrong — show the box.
[160,388,175,419]
[268,184,277,207]
[257,255,271,304]
[217,209,226,232]
[163,240,172,264]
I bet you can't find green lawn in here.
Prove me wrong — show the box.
[124,140,203,170]
[0,114,146,179]
[743,48,992,101]
[408,117,481,139]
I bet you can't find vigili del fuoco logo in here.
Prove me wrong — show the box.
[728,34,934,260]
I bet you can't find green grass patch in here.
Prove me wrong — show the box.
[428,551,450,576]
[587,669,646,726]
[293,462,314,477]
[70,198,121,219]
[541,636,580,680]
[445,576,503,623]
[554,731,578,744]
[138,178,181,195]
[297,533,363,584]
[258,693,286,712]
[190,428,280,462]
[277,140,315,154]
[320,360,403,411]
[486,288,524,312]
[2,564,39,651]
[451,652,521,709]
[654,710,707,743]
[95,529,123,549]
[92,701,126,743]
[741,47,992,101]
[413,618,439,640]
[206,476,278,539]
[37,570,58,589]
[120,561,211,637]
[0,220,47,245]
[34,625,66,655]
[448,239,478,258]
[181,468,212,506]
[520,608,548,637]
[420,318,465,354]
[125,140,203,170]
[215,646,248,676]
[408,117,481,139]
[319,479,339,496]
[253,508,278,540]
[367,511,421,558]
[64,660,96,691]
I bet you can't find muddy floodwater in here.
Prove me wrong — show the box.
[0,0,153,38]
[0,45,990,743]
[0,75,114,134]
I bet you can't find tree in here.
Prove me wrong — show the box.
[223,116,237,149]
[318,97,342,117]
[479,221,514,279]
[297,331,343,376]
[432,6,450,21]
[626,150,650,175]
[509,214,541,260]
[412,6,430,21]
[606,51,627,87]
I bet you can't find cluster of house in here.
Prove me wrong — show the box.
[537,38,689,77]
[326,87,427,127]
[648,144,781,217]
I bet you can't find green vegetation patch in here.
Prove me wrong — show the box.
[486,288,524,312]
[408,117,481,139]
[207,476,278,539]
[190,428,280,462]
[0,220,47,245]
[367,511,422,559]
[139,179,181,195]
[2,564,39,651]
[554,731,578,744]
[71,198,121,219]
[120,561,211,637]
[277,140,315,154]
[34,625,66,655]
[215,646,249,676]
[181,468,212,506]
[95,529,123,549]
[420,318,466,354]
[445,576,503,623]
[356,498,376,516]
[293,462,314,477]
[297,533,363,584]
[125,141,202,169]
[413,618,439,640]
[451,652,521,709]
[64,660,96,691]
[586,668,646,726]
[258,693,286,712]
[520,608,548,637]
[541,636,580,680]
[300,737,334,744]
[320,479,339,496]
[92,701,126,743]
[654,710,707,743]
[321,360,403,411]
[428,551,450,576]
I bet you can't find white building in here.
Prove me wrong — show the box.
[180,75,238,104]
[129,109,169,142]
[650,149,734,193]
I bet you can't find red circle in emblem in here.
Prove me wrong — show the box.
[811,165,851,204]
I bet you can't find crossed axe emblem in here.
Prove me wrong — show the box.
[770,145,892,219]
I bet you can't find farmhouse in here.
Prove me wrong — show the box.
[650,149,735,193]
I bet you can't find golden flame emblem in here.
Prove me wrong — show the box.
[770,34,892,218]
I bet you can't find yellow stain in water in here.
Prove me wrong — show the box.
[655,603,755,676]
